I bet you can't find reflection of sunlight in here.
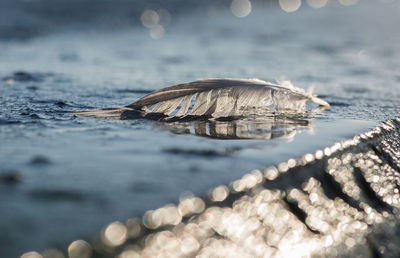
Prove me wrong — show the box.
[126,218,142,238]
[279,241,321,258]
[20,252,42,258]
[179,194,206,216]
[68,240,92,258]
[279,0,302,13]
[231,0,252,18]
[102,221,128,247]
[159,116,312,141]
[118,250,140,258]
[140,10,159,28]
[210,185,230,202]
[21,249,65,258]
[231,169,263,192]
[149,25,165,40]
[31,129,400,257]
[140,8,171,39]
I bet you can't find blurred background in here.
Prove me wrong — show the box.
[1,0,400,257]
[0,0,385,40]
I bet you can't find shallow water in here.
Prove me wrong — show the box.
[1,1,400,256]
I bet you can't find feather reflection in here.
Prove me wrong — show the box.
[157,116,312,140]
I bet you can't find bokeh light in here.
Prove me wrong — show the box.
[118,250,140,258]
[210,185,229,202]
[142,210,162,229]
[149,25,165,40]
[231,0,252,18]
[140,8,171,39]
[140,9,159,28]
[264,166,279,180]
[279,0,302,12]
[67,240,92,258]
[102,221,128,247]
[178,193,205,216]
[126,218,142,239]
[157,9,172,26]
[20,252,42,258]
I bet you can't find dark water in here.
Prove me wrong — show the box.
[1,0,400,256]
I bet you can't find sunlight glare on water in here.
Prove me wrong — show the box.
[210,185,230,202]
[102,221,128,247]
[279,0,302,12]
[231,0,252,18]
[140,9,159,28]
[67,240,92,258]
[20,252,42,258]
[140,8,171,39]
[149,25,165,40]
[178,194,206,216]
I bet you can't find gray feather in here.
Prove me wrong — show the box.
[174,94,195,117]
[150,98,182,115]
[127,78,329,119]
[74,78,329,120]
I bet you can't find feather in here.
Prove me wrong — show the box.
[174,95,194,117]
[128,78,329,118]
[73,107,136,119]
[74,78,329,120]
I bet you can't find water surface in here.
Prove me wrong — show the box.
[1,1,400,256]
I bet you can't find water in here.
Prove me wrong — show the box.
[1,1,400,256]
